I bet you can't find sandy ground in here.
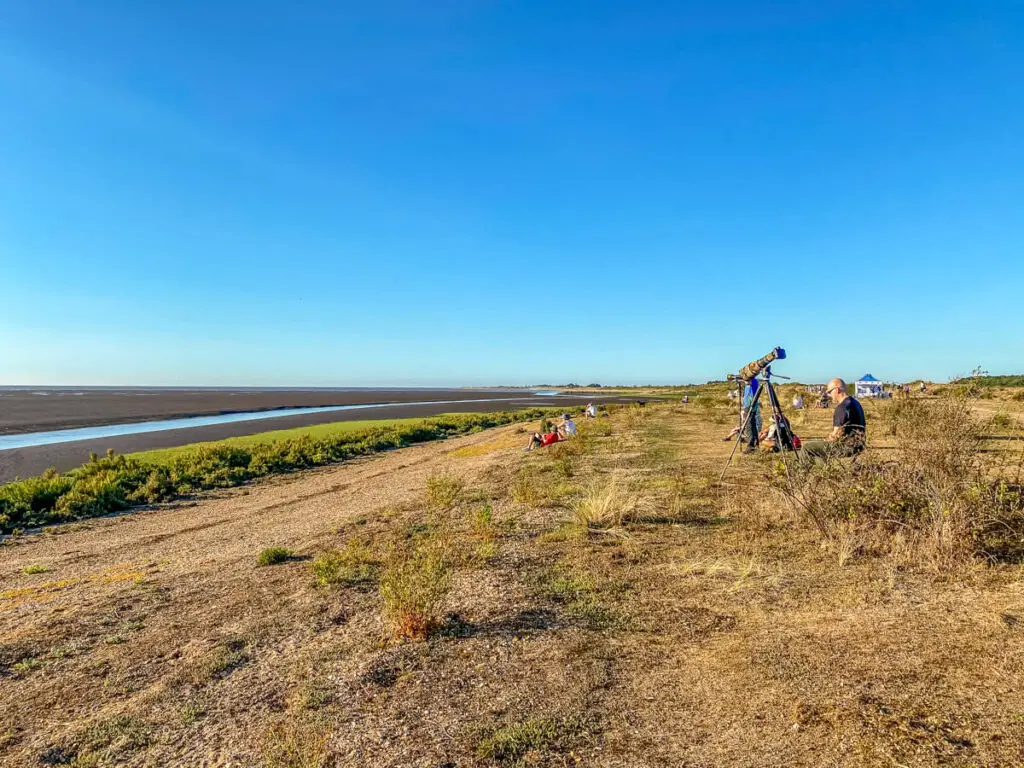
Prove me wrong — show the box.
[1,402,1022,767]
[0,394,632,482]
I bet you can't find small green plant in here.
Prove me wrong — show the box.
[256,547,295,567]
[476,715,590,764]
[12,656,43,675]
[990,412,1015,430]
[81,715,153,757]
[262,716,329,768]
[179,701,207,725]
[511,471,549,507]
[201,640,249,680]
[311,538,377,587]
[379,535,452,640]
[22,563,50,575]
[425,471,464,512]
[471,503,495,537]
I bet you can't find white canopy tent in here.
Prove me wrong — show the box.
[855,374,884,399]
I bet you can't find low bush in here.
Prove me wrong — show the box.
[476,715,590,764]
[256,547,295,567]
[311,539,377,586]
[0,408,569,534]
[379,534,452,640]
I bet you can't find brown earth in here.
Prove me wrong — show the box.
[0,402,1022,767]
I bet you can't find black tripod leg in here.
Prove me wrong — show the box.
[719,384,765,482]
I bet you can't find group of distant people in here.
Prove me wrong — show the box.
[524,403,597,451]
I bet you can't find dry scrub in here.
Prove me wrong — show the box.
[777,397,1024,569]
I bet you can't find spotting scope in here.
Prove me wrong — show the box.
[738,347,786,381]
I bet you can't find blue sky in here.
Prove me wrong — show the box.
[1,1,1021,386]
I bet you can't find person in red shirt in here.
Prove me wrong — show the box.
[525,427,563,451]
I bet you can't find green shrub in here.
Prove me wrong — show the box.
[311,539,377,586]
[379,535,451,640]
[256,547,295,567]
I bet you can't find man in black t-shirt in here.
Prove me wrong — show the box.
[799,378,866,463]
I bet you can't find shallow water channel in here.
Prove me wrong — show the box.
[0,395,560,451]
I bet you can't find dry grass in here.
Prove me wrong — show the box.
[424,470,464,512]
[778,396,1024,569]
[262,715,329,768]
[570,477,650,529]
[3,396,1024,766]
[378,532,452,641]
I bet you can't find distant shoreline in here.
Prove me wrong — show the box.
[0,391,635,482]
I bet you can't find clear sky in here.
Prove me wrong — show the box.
[1,1,1021,387]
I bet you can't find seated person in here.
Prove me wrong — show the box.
[525,426,563,451]
[560,413,577,437]
[585,403,598,419]
[799,378,865,463]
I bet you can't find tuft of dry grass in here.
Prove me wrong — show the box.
[571,478,650,529]
[262,715,329,768]
[425,471,464,512]
[379,533,452,641]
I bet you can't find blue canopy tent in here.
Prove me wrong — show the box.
[855,374,884,399]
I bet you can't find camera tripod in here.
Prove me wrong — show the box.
[719,365,797,482]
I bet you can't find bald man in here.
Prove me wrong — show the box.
[799,378,866,463]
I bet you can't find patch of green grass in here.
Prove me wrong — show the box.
[200,640,250,680]
[539,566,622,630]
[476,715,591,765]
[129,417,431,464]
[22,563,50,575]
[310,539,377,587]
[257,547,295,567]
[81,715,153,757]
[179,701,207,725]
